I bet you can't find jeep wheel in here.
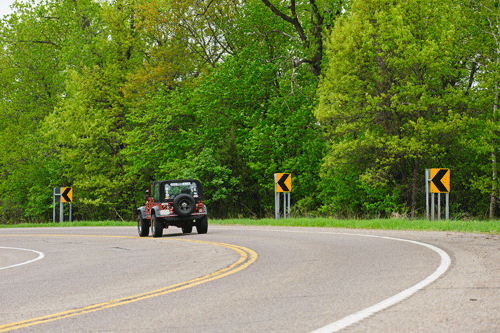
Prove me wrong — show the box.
[172,194,196,216]
[182,223,193,234]
[196,216,208,234]
[151,214,163,238]
[137,215,150,237]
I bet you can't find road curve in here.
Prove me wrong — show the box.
[0,226,499,332]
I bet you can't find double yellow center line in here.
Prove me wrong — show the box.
[0,236,258,332]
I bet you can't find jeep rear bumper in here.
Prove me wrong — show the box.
[137,206,207,221]
[161,213,206,221]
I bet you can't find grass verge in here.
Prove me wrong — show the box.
[212,218,500,234]
[0,218,498,234]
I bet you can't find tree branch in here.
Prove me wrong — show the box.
[261,0,307,44]
[17,40,58,47]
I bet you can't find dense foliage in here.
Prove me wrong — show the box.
[0,0,499,222]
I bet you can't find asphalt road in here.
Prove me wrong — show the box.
[0,226,499,332]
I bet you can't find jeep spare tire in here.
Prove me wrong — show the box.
[173,194,196,216]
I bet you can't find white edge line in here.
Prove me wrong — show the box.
[0,246,45,270]
[212,227,451,333]
[309,234,451,333]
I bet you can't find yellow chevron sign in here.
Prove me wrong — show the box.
[430,169,450,193]
[276,173,291,192]
[61,187,73,203]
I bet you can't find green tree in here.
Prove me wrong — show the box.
[181,49,324,217]
[42,0,145,220]
[316,0,478,217]
[0,0,69,221]
[467,0,500,218]
[123,0,327,218]
[179,148,241,218]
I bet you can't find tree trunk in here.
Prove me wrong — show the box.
[491,146,497,219]
[411,155,419,218]
[490,59,499,220]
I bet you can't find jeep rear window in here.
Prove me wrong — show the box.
[164,182,198,200]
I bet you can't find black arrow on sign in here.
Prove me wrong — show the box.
[62,187,72,202]
[277,173,290,192]
[431,169,448,192]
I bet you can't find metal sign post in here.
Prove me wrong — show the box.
[446,192,449,220]
[282,192,291,218]
[438,193,441,220]
[53,187,64,222]
[53,187,73,222]
[425,169,430,220]
[283,192,286,219]
[274,174,279,219]
[426,169,450,221]
[53,187,59,223]
[287,191,290,218]
[431,192,435,221]
[275,173,291,219]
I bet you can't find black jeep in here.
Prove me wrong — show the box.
[137,179,208,237]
